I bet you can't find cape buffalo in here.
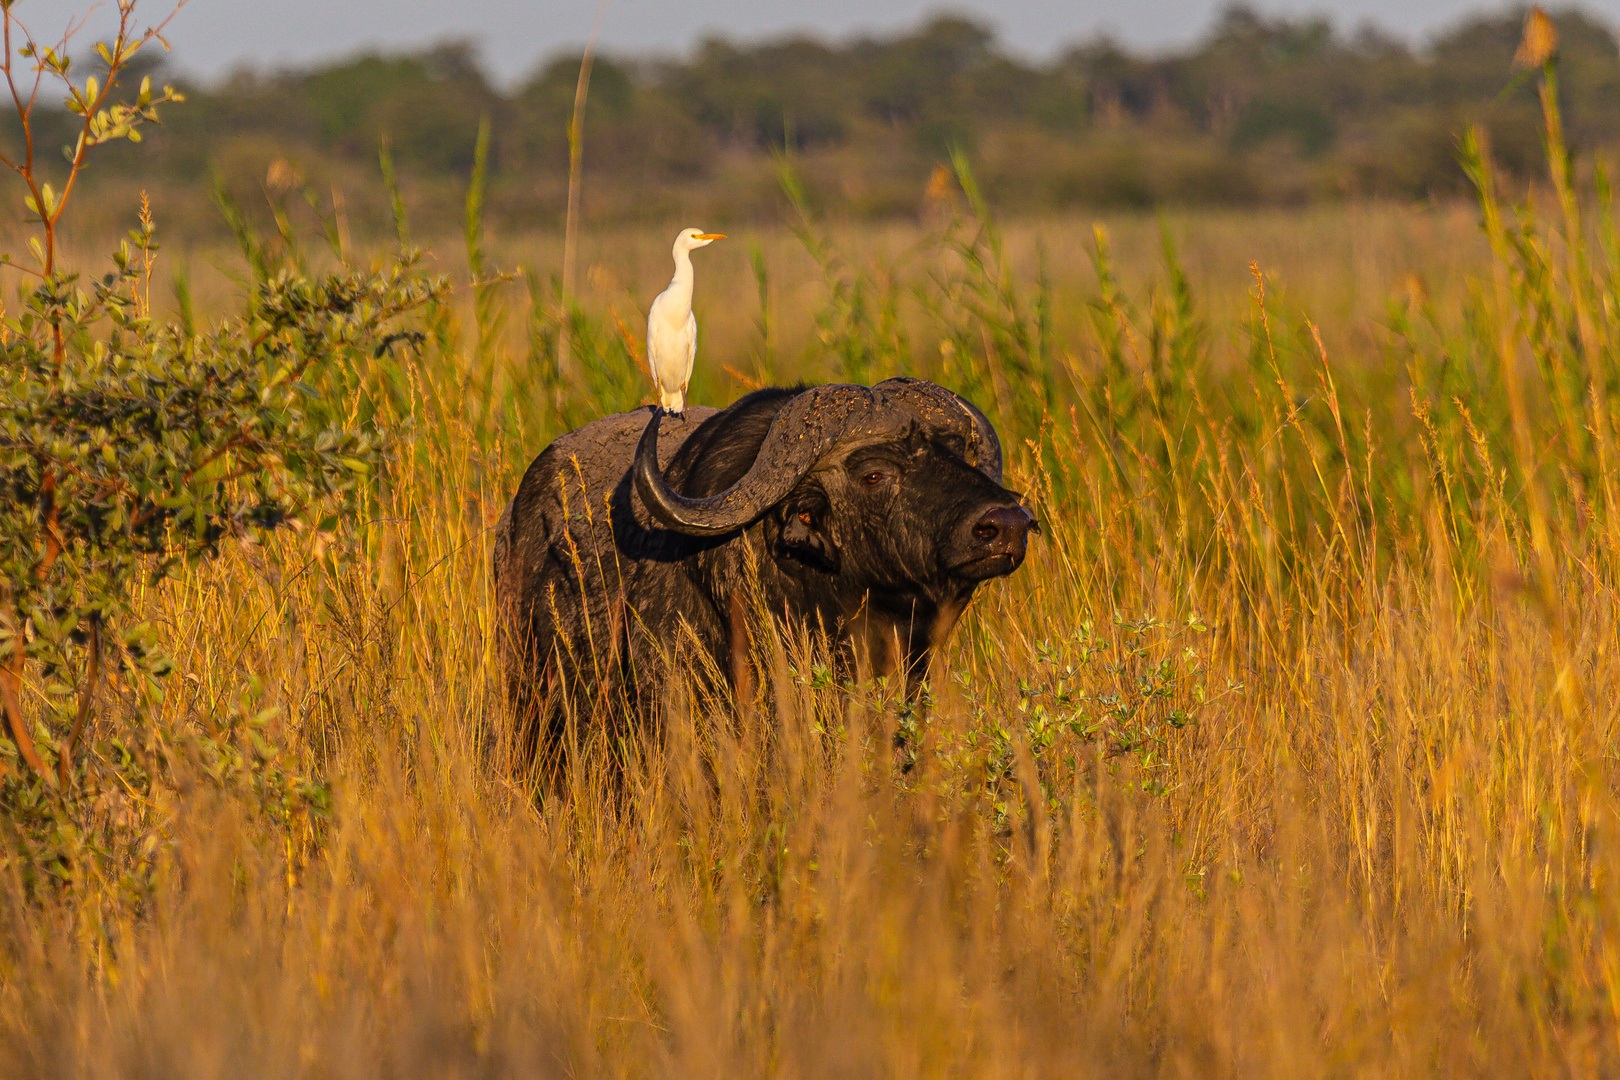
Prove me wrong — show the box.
[492,377,1034,765]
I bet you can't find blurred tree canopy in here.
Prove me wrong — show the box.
[14,4,1620,236]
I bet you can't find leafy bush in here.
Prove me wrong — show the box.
[933,613,1233,830]
[0,1,444,893]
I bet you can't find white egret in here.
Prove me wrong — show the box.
[647,227,725,416]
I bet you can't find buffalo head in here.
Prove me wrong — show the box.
[632,377,1034,674]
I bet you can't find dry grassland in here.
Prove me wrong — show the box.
[2,161,1617,1077]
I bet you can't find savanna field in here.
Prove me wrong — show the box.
[8,10,1620,1076]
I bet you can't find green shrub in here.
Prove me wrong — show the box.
[0,1,445,895]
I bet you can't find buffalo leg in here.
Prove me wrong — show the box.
[727,590,757,711]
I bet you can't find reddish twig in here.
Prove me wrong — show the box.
[58,618,99,787]
[1,640,48,781]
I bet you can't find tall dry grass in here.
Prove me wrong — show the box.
[5,54,1620,1080]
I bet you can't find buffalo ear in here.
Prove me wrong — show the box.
[776,500,840,572]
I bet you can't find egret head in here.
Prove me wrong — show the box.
[675,227,725,253]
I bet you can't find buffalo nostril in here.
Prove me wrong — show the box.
[973,506,1032,553]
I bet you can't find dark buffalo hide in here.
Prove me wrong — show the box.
[492,377,1034,767]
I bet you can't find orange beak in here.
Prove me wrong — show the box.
[694,233,726,241]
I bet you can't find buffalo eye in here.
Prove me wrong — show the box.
[861,470,886,487]
[798,510,813,525]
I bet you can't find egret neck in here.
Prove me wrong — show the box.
[658,247,696,325]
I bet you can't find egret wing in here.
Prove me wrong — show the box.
[685,311,698,387]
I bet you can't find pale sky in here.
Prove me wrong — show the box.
[6,0,1615,86]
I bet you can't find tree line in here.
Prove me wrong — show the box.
[11,4,1619,236]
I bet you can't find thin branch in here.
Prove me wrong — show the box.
[51,10,96,64]
[59,618,99,787]
[0,256,45,280]
[2,15,36,195]
[51,6,133,227]
[53,2,187,232]
[35,470,62,581]
[1,639,49,781]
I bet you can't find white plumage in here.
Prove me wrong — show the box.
[647,227,724,415]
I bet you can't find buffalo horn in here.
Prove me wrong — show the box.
[634,384,894,536]
[873,376,1003,482]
